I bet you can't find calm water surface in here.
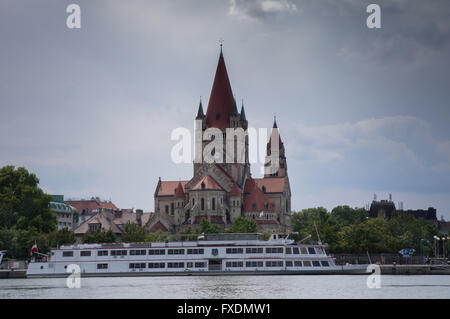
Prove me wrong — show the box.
[1,275,449,299]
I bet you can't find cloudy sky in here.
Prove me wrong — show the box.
[1,0,450,218]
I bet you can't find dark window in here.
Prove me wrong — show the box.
[148,249,165,255]
[80,251,91,257]
[62,251,73,257]
[130,250,146,256]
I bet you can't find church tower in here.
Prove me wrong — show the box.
[264,118,287,178]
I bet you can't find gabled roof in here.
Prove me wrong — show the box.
[254,177,287,193]
[191,175,223,191]
[174,181,186,198]
[157,180,189,196]
[205,51,235,129]
[243,177,274,212]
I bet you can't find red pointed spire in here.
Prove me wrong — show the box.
[174,181,185,198]
[205,50,235,129]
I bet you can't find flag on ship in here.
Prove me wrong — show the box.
[30,240,38,256]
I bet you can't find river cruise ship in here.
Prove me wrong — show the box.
[27,233,368,277]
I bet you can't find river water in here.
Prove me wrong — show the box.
[1,275,449,299]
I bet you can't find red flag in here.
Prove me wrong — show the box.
[30,240,38,256]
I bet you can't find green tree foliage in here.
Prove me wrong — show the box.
[82,229,116,244]
[0,166,56,232]
[228,217,258,233]
[121,222,146,243]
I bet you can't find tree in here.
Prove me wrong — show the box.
[229,217,258,233]
[121,222,146,243]
[0,166,56,233]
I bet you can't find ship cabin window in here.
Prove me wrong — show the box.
[187,248,204,255]
[245,261,264,268]
[168,262,185,268]
[98,250,108,256]
[148,262,165,269]
[62,251,73,257]
[129,263,146,269]
[111,250,127,256]
[285,247,292,254]
[149,249,165,255]
[307,247,316,254]
[130,250,146,256]
[266,247,283,254]
[246,247,263,254]
[321,261,330,267]
[303,261,312,267]
[294,261,302,267]
[80,251,91,257]
[168,249,185,255]
[266,261,283,267]
[226,248,243,254]
[312,261,321,267]
[97,264,108,269]
[292,247,300,254]
[300,247,308,254]
[226,261,243,268]
[286,261,293,267]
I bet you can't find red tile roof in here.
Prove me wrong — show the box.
[205,51,235,129]
[191,175,223,191]
[254,177,287,193]
[243,177,274,212]
[157,180,189,196]
[174,182,186,198]
[230,182,241,196]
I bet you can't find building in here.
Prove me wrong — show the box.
[149,48,292,234]
[50,195,78,230]
[64,197,119,224]
[73,209,153,243]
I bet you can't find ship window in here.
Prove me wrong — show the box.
[62,251,73,257]
[97,264,108,269]
[129,263,146,269]
[168,249,185,255]
[312,261,321,267]
[168,262,185,268]
[187,248,204,255]
[294,261,302,267]
[148,262,165,269]
[303,261,312,267]
[80,251,91,257]
[130,250,146,256]
[245,261,264,267]
[111,250,127,256]
[98,250,108,256]
[245,247,263,254]
[320,261,330,267]
[308,247,316,254]
[148,249,165,255]
[226,261,243,268]
[266,247,283,254]
[226,248,243,254]
[285,247,292,254]
[265,261,283,267]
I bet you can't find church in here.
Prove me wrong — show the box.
[146,48,292,234]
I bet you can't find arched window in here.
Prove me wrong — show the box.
[201,198,205,211]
